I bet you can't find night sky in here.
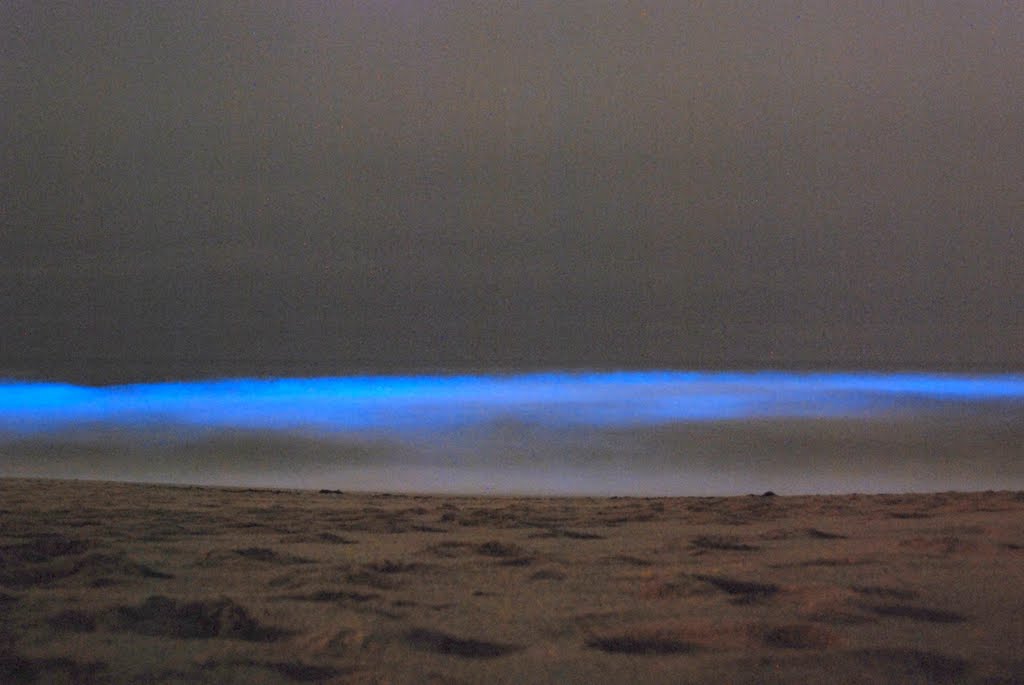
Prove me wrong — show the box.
[4,2,1024,379]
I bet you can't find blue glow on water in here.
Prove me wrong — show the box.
[3,371,1024,437]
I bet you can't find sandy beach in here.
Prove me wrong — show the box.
[1,478,1023,684]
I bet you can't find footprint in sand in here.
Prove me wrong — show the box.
[1,546,172,589]
[47,609,98,633]
[280,589,381,604]
[231,547,313,564]
[760,623,836,649]
[864,604,967,623]
[527,528,605,540]
[107,595,288,641]
[690,574,779,602]
[587,634,698,655]
[529,568,567,581]
[689,535,760,552]
[847,648,970,684]
[850,585,918,601]
[197,658,350,683]
[585,620,836,654]
[0,653,107,685]
[424,540,535,566]
[602,555,653,567]
[404,628,523,658]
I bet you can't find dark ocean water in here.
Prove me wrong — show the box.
[2,370,1023,495]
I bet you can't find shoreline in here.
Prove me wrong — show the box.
[2,478,1023,683]
[5,475,1020,500]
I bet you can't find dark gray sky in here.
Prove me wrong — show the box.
[4,2,1023,377]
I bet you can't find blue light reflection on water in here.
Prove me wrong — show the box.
[3,371,1024,437]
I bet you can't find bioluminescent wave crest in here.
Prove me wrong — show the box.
[5,371,1024,435]
[2,371,1024,495]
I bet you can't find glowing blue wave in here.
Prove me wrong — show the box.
[3,371,1024,437]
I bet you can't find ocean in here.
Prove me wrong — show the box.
[2,370,1023,496]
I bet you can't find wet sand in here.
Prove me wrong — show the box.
[1,478,1023,683]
